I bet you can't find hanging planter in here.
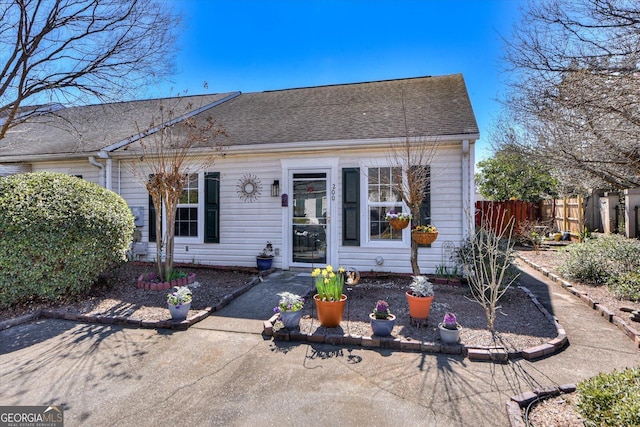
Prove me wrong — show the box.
[412,224,438,245]
[388,218,410,230]
[385,211,412,230]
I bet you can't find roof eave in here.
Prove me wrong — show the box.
[110,133,480,158]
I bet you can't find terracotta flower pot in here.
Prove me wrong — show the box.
[314,294,347,328]
[405,291,434,320]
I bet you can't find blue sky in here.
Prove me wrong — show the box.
[154,0,525,163]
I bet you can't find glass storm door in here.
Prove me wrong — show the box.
[291,172,328,265]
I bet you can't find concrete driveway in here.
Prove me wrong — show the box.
[1,263,639,426]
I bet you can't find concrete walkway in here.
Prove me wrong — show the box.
[1,264,638,426]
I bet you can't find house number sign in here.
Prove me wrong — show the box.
[237,173,262,202]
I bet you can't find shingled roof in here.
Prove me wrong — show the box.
[0,74,478,160]
[209,74,478,146]
[0,93,236,159]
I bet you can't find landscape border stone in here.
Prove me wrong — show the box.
[507,252,640,427]
[264,282,568,362]
[0,272,267,331]
[517,253,640,350]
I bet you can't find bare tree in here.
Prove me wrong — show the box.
[128,98,226,281]
[376,91,442,275]
[387,137,439,275]
[501,0,640,190]
[457,212,519,333]
[0,0,179,139]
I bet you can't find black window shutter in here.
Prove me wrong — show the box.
[149,194,157,242]
[204,172,220,243]
[148,174,161,243]
[342,168,360,246]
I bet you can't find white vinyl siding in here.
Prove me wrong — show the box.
[23,139,472,274]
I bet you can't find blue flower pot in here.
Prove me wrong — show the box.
[256,257,273,271]
[369,313,396,336]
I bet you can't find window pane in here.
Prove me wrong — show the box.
[179,175,199,204]
[369,205,403,240]
[175,207,198,237]
[367,167,404,241]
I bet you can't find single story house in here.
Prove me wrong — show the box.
[0,74,479,274]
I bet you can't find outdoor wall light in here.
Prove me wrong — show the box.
[271,180,280,197]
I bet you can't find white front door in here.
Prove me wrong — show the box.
[290,171,329,267]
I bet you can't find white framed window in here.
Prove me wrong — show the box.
[175,174,199,238]
[367,166,405,242]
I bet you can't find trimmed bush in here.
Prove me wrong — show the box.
[558,235,640,286]
[577,367,640,426]
[607,272,640,302]
[0,172,135,307]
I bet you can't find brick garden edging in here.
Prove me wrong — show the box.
[517,253,640,350]
[506,384,577,427]
[263,284,568,362]
[0,272,268,332]
[136,271,197,291]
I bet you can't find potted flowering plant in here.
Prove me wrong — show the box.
[369,300,396,336]
[273,291,305,329]
[167,286,192,320]
[385,210,413,230]
[406,275,435,321]
[256,241,274,271]
[412,224,438,244]
[438,312,462,343]
[312,265,347,327]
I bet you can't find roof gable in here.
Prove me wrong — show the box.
[205,74,478,146]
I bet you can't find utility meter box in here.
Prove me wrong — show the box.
[130,206,144,227]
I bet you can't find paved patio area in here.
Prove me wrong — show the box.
[1,262,638,426]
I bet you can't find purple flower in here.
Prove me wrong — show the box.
[373,300,391,319]
[443,312,459,329]
[375,300,389,312]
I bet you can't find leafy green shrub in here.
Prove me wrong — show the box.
[577,367,640,427]
[558,235,640,286]
[607,272,640,302]
[0,172,135,307]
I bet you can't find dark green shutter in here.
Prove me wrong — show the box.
[204,172,220,243]
[149,194,157,242]
[148,174,161,243]
[342,168,360,246]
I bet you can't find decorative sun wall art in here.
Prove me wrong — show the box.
[237,173,262,202]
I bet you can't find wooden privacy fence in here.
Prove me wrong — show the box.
[475,197,586,237]
[540,196,584,236]
[475,200,541,234]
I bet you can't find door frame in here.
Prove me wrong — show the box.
[280,158,339,270]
